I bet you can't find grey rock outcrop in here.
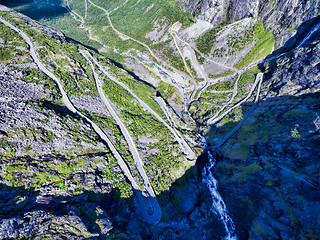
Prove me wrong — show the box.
[258,0,320,49]
[177,0,259,25]
[177,0,320,49]
[264,40,320,95]
[207,31,320,239]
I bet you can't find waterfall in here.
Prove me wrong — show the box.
[64,3,237,236]
[200,136,237,240]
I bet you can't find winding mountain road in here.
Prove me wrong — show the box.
[213,73,263,148]
[87,0,196,98]
[207,74,241,125]
[88,0,160,63]
[80,51,161,221]
[211,20,320,144]
[170,32,197,101]
[66,0,198,147]
[173,32,237,72]
[81,50,196,160]
[0,16,162,225]
[208,73,261,126]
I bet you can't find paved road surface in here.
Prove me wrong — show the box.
[0,16,162,225]
[213,73,263,148]
[171,32,197,101]
[88,0,195,96]
[207,74,241,125]
[81,51,162,223]
[208,72,261,125]
[81,50,196,160]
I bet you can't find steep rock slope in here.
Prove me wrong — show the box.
[177,0,320,48]
[0,1,319,239]
[0,2,227,238]
[177,0,259,25]
[206,23,320,239]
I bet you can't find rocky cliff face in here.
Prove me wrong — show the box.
[0,6,214,240]
[177,0,259,25]
[177,0,320,238]
[206,21,320,240]
[177,0,320,49]
[1,0,319,239]
[258,0,320,49]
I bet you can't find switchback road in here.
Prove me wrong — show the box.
[0,16,161,225]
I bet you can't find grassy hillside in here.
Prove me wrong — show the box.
[0,9,190,197]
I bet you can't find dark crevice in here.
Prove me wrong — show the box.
[109,59,156,89]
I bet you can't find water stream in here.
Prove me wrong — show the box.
[66,4,237,238]
[70,5,320,238]
[4,0,320,238]
[199,137,237,240]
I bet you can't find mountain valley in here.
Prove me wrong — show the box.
[0,0,319,239]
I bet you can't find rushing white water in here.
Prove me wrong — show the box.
[295,21,320,49]
[65,2,237,236]
[266,20,320,62]
[199,137,237,240]
[132,31,238,238]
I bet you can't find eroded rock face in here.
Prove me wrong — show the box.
[264,40,320,95]
[177,0,320,49]
[207,37,320,239]
[258,0,320,49]
[177,0,259,25]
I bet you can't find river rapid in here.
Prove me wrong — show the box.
[2,1,238,238]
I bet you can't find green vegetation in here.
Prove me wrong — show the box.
[291,127,301,138]
[185,58,197,77]
[106,63,165,117]
[209,70,235,79]
[0,47,13,61]
[196,22,227,54]
[42,0,193,63]
[10,16,100,98]
[157,81,175,100]
[145,146,184,195]
[237,67,261,99]
[212,47,226,58]
[194,90,200,99]
[24,145,32,153]
[218,107,244,126]
[201,91,232,99]
[42,12,102,50]
[174,95,183,105]
[225,23,255,55]
[235,21,274,69]
[0,22,28,61]
[189,100,221,124]
[102,76,166,138]
[207,79,234,91]
[101,76,184,193]
[194,49,205,64]
[0,12,135,197]
[92,0,193,44]
[1,151,132,198]
[0,22,27,45]
[17,67,58,92]
[82,2,146,53]
[152,38,185,72]
[0,7,190,197]
[0,138,15,149]
[235,163,263,181]
[237,124,260,144]
[195,20,273,69]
